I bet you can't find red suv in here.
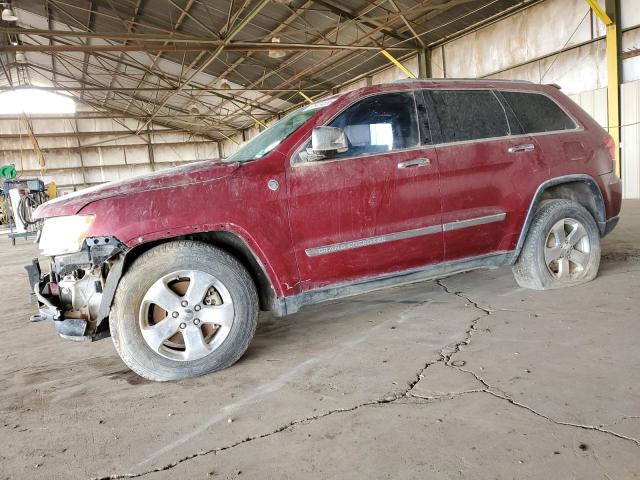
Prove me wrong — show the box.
[28,79,622,381]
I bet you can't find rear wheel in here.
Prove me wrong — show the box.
[110,241,258,381]
[512,199,601,290]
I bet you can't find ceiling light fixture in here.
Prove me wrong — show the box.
[1,5,17,22]
[188,103,202,115]
[269,37,286,59]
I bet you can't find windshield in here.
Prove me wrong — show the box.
[227,99,335,162]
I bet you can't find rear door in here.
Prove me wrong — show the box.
[287,91,443,290]
[424,88,546,261]
[497,90,583,175]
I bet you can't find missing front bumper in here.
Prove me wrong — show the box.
[26,260,90,340]
[26,241,126,342]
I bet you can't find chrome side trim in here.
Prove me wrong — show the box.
[305,212,507,257]
[443,213,507,232]
[305,225,441,257]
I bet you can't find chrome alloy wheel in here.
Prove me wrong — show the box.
[139,270,234,361]
[544,217,591,282]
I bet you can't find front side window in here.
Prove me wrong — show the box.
[227,99,334,163]
[428,89,510,143]
[500,91,577,133]
[327,92,419,158]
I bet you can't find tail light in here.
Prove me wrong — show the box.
[603,134,617,170]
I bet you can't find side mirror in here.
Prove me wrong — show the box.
[312,126,348,153]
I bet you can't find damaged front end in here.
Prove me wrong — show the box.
[26,236,127,341]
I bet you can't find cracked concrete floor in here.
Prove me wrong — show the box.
[1,200,639,480]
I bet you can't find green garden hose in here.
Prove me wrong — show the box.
[0,164,17,180]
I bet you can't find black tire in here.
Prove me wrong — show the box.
[512,199,601,290]
[110,241,258,381]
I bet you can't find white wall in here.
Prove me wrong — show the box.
[432,0,640,92]
[440,0,599,89]
[620,81,640,198]
[570,83,639,199]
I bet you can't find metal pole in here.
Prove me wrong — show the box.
[380,49,416,78]
[417,48,431,78]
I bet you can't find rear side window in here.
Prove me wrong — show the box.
[500,91,576,133]
[428,90,509,143]
[329,92,419,158]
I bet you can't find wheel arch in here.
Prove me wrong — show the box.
[513,174,606,262]
[98,231,279,328]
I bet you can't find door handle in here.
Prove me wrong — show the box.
[397,158,431,169]
[508,143,535,153]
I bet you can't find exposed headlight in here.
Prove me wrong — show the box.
[39,215,95,257]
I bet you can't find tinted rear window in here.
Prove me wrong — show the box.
[428,90,509,143]
[501,91,576,134]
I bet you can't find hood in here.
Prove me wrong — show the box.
[35,159,239,219]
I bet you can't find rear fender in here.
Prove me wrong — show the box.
[512,174,606,263]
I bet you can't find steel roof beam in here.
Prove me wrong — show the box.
[0,41,413,52]
[136,0,272,133]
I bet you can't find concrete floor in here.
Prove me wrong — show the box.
[1,201,639,480]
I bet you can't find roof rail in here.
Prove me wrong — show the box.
[392,78,534,85]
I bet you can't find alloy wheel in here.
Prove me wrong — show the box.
[544,217,591,281]
[139,270,234,361]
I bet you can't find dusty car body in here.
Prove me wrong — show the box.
[28,78,622,381]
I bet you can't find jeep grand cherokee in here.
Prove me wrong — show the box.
[27,79,622,381]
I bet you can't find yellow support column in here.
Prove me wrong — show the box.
[380,49,416,79]
[606,21,621,177]
[298,91,313,104]
[586,0,621,177]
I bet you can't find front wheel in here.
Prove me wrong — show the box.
[512,199,601,290]
[110,241,258,381]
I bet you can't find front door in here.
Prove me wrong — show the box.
[287,91,443,291]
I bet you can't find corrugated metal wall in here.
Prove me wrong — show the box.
[569,84,640,199]
[621,81,640,198]
[569,87,608,129]
[431,0,640,93]
[0,114,219,194]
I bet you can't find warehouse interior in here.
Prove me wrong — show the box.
[1,0,639,478]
